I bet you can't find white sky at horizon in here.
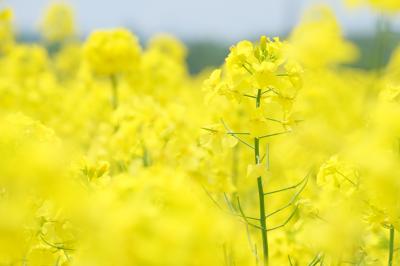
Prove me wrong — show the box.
[3,0,400,42]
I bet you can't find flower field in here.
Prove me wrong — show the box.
[1,1,400,265]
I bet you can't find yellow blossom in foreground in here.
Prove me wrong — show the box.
[0,2,400,266]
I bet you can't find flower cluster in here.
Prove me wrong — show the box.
[83,28,141,76]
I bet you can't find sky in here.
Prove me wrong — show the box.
[3,0,399,42]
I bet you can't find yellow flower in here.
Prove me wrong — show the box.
[207,36,302,106]
[203,69,222,103]
[289,5,358,68]
[247,163,265,179]
[379,84,400,102]
[40,3,76,43]
[83,28,141,76]
[317,155,359,193]
[54,42,82,78]
[247,109,270,138]
[200,123,238,150]
[147,34,187,63]
[346,0,400,12]
[0,8,14,53]
[7,45,49,78]
[225,40,255,71]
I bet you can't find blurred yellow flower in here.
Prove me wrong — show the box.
[83,28,141,75]
[0,7,14,53]
[40,2,76,43]
[289,5,358,68]
[346,0,400,12]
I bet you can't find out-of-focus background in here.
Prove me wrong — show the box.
[5,0,400,73]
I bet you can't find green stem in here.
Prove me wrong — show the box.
[255,138,269,266]
[110,75,118,110]
[142,141,151,167]
[257,182,268,265]
[388,225,395,266]
[254,137,260,163]
[254,88,268,265]
[256,89,262,108]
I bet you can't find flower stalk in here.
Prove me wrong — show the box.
[388,225,395,266]
[255,89,269,265]
[110,74,118,110]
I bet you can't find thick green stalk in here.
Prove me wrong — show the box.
[388,225,395,266]
[255,89,269,265]
[255,139,269,266]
